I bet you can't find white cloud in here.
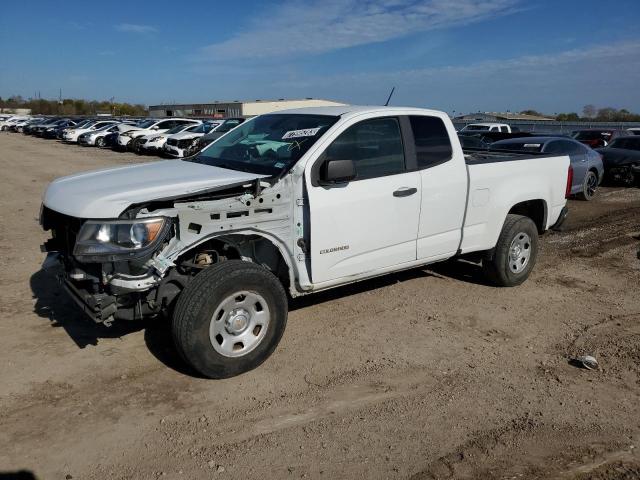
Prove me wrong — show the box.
[270,40,640,112]
[115,23,157,34]
[196,0,520,61]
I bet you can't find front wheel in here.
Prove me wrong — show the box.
[482,214,539,287]
[95,136,105,147]
[172,260,288,379]
[578,170,598,201]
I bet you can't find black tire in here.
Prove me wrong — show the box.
[172,260,288,379]
[95,136,105,147]
[577,170,598,201]
[482,214,539,287]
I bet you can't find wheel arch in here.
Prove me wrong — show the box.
[173,229,298,296]
[507,199,547,234]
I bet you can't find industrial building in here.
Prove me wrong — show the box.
[454,111,555,122]
[148,98,346,118]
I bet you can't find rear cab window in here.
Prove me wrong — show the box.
[408,115,453,169]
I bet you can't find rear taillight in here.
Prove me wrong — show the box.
[565,165,573,198]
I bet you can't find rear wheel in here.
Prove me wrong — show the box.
[172,260,288,379]
[578,170,598,200]
[483,214,539,287]
[95,136,105,147]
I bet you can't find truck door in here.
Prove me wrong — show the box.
[306,117,421,284]
[407,115,468,260]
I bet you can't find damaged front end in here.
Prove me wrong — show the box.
[40,176,296,327]
[40,207,177,326]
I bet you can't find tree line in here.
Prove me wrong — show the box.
[0,95,147,117]
[522,106,640,122]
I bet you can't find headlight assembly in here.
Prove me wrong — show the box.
[73,217,170,261]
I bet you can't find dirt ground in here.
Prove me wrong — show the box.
[0,132,639,480]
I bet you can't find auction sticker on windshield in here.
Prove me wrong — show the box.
[282,127,322,139]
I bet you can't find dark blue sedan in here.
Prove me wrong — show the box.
[490,136,604,200]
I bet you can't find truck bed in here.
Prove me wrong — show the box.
[463,148,548,165]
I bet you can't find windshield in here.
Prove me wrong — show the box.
[574,131,611,140]
[214,119,243,133]
[189,114,339,176]
[166,124,192,134]
[462,125,490,131]
[94,123,116,131]
[609,137,640,150]
[186,123,217,134]
[137,119,157,129]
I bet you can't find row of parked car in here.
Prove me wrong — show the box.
[457,123,640,199]
[0,114,246,158]
[2,114,639,199]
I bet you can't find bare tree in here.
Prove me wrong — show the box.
[582,104,597,119]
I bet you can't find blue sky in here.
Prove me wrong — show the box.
[1,0,639,114]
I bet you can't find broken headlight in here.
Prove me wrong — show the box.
[73,217,170,261]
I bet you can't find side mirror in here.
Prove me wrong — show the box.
[151,126,159,130]
[320,159,356,184]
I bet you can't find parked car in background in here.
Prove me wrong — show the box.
[1,116,32,131]
[572,129,629,148]
[162,121,223,158]
[490,136,604,200]
[0,114,18,129]
[12,118,42,132]
[58,119,93,139]
[42,119,79,138]
[114,118,199,151]
[78,122,136,147]
[458,133,489,149]
[460,123,518,133]
[596,136,640,186]
[24,118,59,135]
[137,121,204,154]
[32,119,74,137]
[186,118,246,156]
[627,128,640,136]
[62,120,118,143]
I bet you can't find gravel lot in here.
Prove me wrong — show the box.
[1,133,639,480]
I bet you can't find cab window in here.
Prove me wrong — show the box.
[324,117,405,180]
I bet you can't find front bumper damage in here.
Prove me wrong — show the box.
[42,251,164,326]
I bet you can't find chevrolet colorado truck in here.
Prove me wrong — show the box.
[41,106,570,378]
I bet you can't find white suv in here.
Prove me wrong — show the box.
[62,120,118,143]
[138,121,203,154]
[115,118,199,151]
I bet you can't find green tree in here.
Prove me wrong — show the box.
[520,109,543,117]
[556,112,580,121]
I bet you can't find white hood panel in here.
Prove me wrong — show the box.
[44,160,266,218]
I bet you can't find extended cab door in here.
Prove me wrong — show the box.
[306,116,421,284]
[407,115,468,260]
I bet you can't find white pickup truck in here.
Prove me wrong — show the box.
[41,106,570,378]
[460,122,517,133]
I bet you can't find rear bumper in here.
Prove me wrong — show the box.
[551,206,569,232]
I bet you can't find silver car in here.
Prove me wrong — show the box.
[491,136,604,200]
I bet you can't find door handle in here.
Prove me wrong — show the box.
[393,187,417,197]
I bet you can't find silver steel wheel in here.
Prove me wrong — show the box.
[585,172,597,198]
[508,232,532,274]
[209,291,270,358]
